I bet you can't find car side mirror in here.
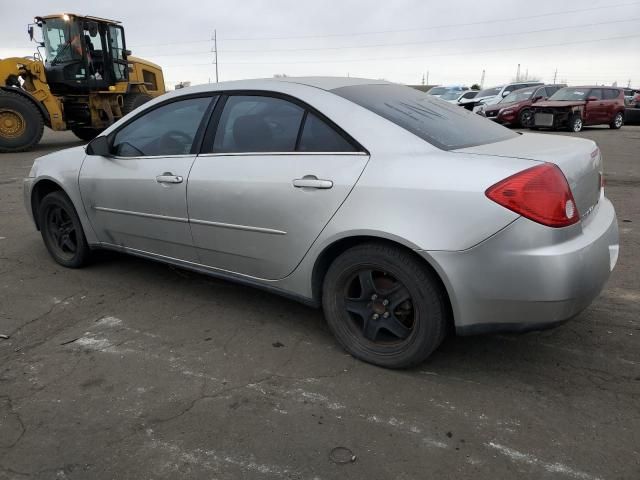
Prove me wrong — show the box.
[533,96,543,103]
[587,96,598,101]
[86,135,112,156]
[502,91,511,97]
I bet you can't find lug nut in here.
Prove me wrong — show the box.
[382,299,389,306]
[371,294,378,300]
[383,312,389,318]
[372,313,379,320]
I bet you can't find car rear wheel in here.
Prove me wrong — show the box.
[322,243,448,368]
[38,191,91,268]
[610,112,624,129]
[568,115,583,132]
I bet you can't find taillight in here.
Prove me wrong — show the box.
[485,163,580,228]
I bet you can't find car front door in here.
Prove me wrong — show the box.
[584,88,605,124]
[187,93,369,280]
[79,95,217,261]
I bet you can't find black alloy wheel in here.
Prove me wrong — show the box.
[322,243,447,368]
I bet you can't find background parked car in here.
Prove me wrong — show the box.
[439,89,479,104]
[623,88,640,108]
[426,85,469,98]
[480,84,565,127]
[530,86,625,132]
[468,81,544,111]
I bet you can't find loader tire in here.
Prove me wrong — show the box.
[0,90,44,153]
[122,93,153,116]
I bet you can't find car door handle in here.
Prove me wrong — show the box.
[293,176,333,189]
[156,173,183,184]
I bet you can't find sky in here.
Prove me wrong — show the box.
[1,0,639,90]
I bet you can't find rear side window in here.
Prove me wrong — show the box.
[603,89,620,100]
[332,83,517,150]
[113,96,213,157]
[213,95,304,153]
[298,113,356,152]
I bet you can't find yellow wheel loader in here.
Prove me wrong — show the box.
[0,13,165,152]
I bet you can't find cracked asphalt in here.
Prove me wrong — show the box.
[1,126,639,480]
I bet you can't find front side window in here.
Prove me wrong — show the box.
[589,89,603,100]
[332,83,517,150]
[112,96,214,157]
[213,96,304,153]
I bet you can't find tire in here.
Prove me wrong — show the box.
[322,243,448,369]
[38,191,91,268]
[568,115,583,132]
[122,93,153,116]
[518,108,533,128]
[0,90,44,153]
[609,111,624,129]
[71,127,104,141]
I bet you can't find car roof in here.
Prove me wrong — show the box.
[180,77,391,94]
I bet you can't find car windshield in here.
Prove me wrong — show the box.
[427,87,447,95]
[332,83,517,150]
[548,88,590,101]
[440,91,461,100]
[502,89,535,103]
[476,86,503,98]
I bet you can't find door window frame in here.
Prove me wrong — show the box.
[104,93,220,159]
[199,90,369,156]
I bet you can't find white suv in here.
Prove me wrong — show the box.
[469,81,544,112]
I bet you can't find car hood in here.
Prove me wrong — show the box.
[454,133,602,218]
[533,100,586,108]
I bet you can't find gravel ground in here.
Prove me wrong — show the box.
[0,126,638,480]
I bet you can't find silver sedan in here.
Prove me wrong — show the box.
[23,77,619,368]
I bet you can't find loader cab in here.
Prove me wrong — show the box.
[36,14,129,94]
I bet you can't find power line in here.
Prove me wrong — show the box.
[157,33,640,67]
[136,17,639,58]
[129,1,640,47]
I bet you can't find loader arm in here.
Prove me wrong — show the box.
[0,57,65,130]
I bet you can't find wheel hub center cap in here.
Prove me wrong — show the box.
[372,301,386,315]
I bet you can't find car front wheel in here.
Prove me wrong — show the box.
[569,115,583,132]
[519,108,533,128]
[38,191,91,268]
[322,243,448,368]
[610,112,624,129]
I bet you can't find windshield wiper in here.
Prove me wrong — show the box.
[51,41,71,66]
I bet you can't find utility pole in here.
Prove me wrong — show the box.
[628,79,632,87]
[212,30,219,83]
[480,69,485,88]
[421,73,425,85]
[553,68,558,84]
[426,70,429,86]
[525,68,528,81]
[516,64,521,82]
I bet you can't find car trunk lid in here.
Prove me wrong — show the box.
[454,133,602,219]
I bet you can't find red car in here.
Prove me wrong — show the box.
[530,86,626,132]
[480,85,565,127]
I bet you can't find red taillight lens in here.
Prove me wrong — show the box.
[485,163,580,228]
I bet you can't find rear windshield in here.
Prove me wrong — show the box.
[332,83,517,150]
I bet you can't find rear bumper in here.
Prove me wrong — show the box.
[421,196,619,335]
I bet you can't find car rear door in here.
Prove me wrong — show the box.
[79,95,217,262]
[186,93,369,280]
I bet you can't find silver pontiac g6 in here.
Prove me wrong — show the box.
[23,78,619,368]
